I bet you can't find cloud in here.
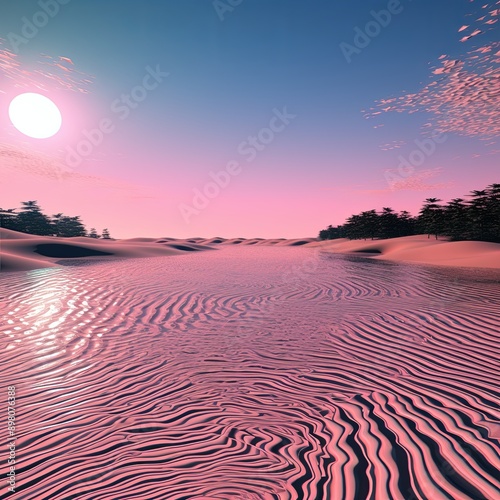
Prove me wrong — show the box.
[0,39,93,94]
[382,168,453,193]
[366,1,500,143]
[0,143,151,197]
[322,169,453,195]
[379,140,406,151]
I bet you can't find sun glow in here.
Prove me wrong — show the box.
[9,93,62,139]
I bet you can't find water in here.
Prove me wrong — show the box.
[1,247,499,499]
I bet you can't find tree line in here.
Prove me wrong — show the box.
[0,201,112,239]
[319,183,500,243]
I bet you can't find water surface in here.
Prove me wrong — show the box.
[1,247,499,499]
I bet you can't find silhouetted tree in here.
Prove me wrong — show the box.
[101,228,111,239]
[17,201,52,236]
[1,201,115,239]
[418,198,443,239]
[0,208,18,230]
[59,216,87,237]
[344,214,364,240]
[467,189,489,241]
[318,225,344,240]
[379,207,399,238]
[52,213,64,236]
[88,228,100,238]
[318,182,500,243]
[398,211,416,237]
[443,198,467,240]
[484,183,500,242]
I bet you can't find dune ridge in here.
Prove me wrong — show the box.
[1,229,499,272]
[312,235,500,269]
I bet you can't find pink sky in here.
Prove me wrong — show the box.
[1,1,498,238]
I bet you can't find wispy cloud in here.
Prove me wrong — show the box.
[379,140,406,151]
[366,1,499,145]
[320,168,452,195]
[0,39,92,94]
[381,167,453,192]
[0,143,154,198]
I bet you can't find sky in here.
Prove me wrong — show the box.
[1,0,499,238]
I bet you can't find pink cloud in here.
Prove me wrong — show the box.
[367,1,500,142]
[0,39,92,94]
[383,168,453,193]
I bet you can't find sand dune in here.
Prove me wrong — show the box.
[312,235,500,269]
[0,229,214,272]
[2,229,499,272]
[0,251,60,272]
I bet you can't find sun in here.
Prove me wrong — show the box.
[9,93,62,139]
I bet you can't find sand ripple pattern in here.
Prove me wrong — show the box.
[1,248,499,499]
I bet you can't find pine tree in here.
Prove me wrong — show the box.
[418,198,443,240]
[467,190,489,241]
[317,184,499,244]
[484,184,500,242]
[443,198,467,240]
[17,201,52,235]
[59,216,87,237]
[52,213,64,236]
[0,208,18,230]
[379,207,399,238]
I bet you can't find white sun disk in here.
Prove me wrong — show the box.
[9,93,62,139]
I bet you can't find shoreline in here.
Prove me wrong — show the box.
[310,235,500,270]
[1,229,499,272]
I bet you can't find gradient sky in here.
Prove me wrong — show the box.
[1,0,499,238]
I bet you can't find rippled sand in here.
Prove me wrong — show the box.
[1,247,499,499]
